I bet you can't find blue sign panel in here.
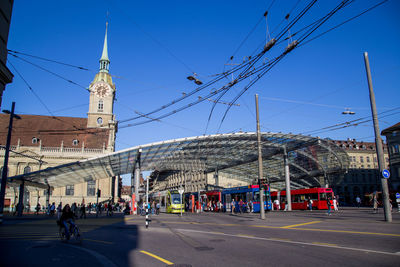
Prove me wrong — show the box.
[382,169,390,179]
[396,193,400,199]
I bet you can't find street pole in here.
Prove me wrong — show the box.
[363,52,392,222]
[145,177,149,229]
[0,102,20,224]
[255,94,265,220]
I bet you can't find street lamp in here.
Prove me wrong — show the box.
[0,102,21,224]
[186,73,203,85]
[342,108,355,115]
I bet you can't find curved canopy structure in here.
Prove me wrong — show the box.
[8,132,349,190]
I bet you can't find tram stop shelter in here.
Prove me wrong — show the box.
[7,132,349,196]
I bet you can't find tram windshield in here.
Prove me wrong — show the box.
[171,193,182,204]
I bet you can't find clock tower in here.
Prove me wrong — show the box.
[87,23,117,151]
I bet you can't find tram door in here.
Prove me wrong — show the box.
[225,194,232,212]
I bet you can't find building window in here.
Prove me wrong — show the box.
[24,166,31,174]
[32,137,39,144]
[87,181,96,196]
[72,139,79,146]
[360,156,364,163]
[366,156,370,162]
[66,185,74,196]
[98,100,104,111]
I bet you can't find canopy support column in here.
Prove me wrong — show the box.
[17,181,24,217]
[283,146,292,211]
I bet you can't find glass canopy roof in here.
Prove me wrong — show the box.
[8,132,349,191]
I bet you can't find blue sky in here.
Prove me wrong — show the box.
[4,1,400,183]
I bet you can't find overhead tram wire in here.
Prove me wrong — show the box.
[118,0,325,129]
[117,51,266,124]
[216,0,352,130]
[300,107,400,135]
[206,0,319,131]
[7,59,107,134]
[8,53,88,90]
[297,0,389,49]
[7,50,91,71]
[7,59,55,116]
[119,0,293,126]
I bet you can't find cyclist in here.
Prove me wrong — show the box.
[60,204,76,240]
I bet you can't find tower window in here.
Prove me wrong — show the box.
[72,139,79,146]
[98,100,104,111]
[32,137,39,144]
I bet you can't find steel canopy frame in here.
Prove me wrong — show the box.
[7,132,349,191]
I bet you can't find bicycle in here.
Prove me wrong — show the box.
[58,221,82,243]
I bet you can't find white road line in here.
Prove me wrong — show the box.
[176,228,400,257]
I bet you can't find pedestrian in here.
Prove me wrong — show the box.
[333,197,338,211]
[326,197,332,216]
[57,202,62,220]
[249,200,253,213]
[35,202,41,215]
[373,193,378,213]
[80,203,86,219]
[356,196,361,208]
[231,199,235,214]
[308,197,313,211]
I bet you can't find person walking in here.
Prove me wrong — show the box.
[356,196,361,208]
[231,199,235,214]
[373,193,378,213]
[57,202,62,220]
[80,203,86,219]
[308,197,313,211]
[333,197,338,211]
[326,197,332,216]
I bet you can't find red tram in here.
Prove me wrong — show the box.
[271,188,334,210]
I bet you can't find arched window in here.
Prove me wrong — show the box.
[32,137,39,144]
[24,166,31,174]
[98,100,104,111]
[72,139,79,146]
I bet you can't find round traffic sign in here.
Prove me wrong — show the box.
[396,193,400,199]
[382,169,390,179]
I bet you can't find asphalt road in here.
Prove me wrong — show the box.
[0,208,399,267]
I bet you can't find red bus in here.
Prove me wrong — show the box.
[271,188,334,210]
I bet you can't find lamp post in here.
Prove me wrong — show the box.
[0,102,21,224]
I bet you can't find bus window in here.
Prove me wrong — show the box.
[254,192,260,202]
[246,192,252,202]
[310,193,318,200]
[320,193,327,200]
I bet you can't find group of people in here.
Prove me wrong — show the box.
[230,199,253,214]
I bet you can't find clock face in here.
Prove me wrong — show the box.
[92,83,110,98]
[97,117,103,125]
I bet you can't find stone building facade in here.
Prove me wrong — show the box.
[331,139,389,206]
[0,25,119,212]
[382,122,400,192]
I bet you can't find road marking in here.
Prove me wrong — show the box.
[281,221,322,229]
[238,234,255,238]
[291,227,400,237]
[270,237,291,241]
[312,242,338,247]
[177,228,400,257]
[140,250,173,265]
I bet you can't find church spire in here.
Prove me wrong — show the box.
[99,22,110,73]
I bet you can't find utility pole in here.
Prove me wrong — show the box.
[0,102,21,224]
[255,94,265,220]
[363,52,392,222]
